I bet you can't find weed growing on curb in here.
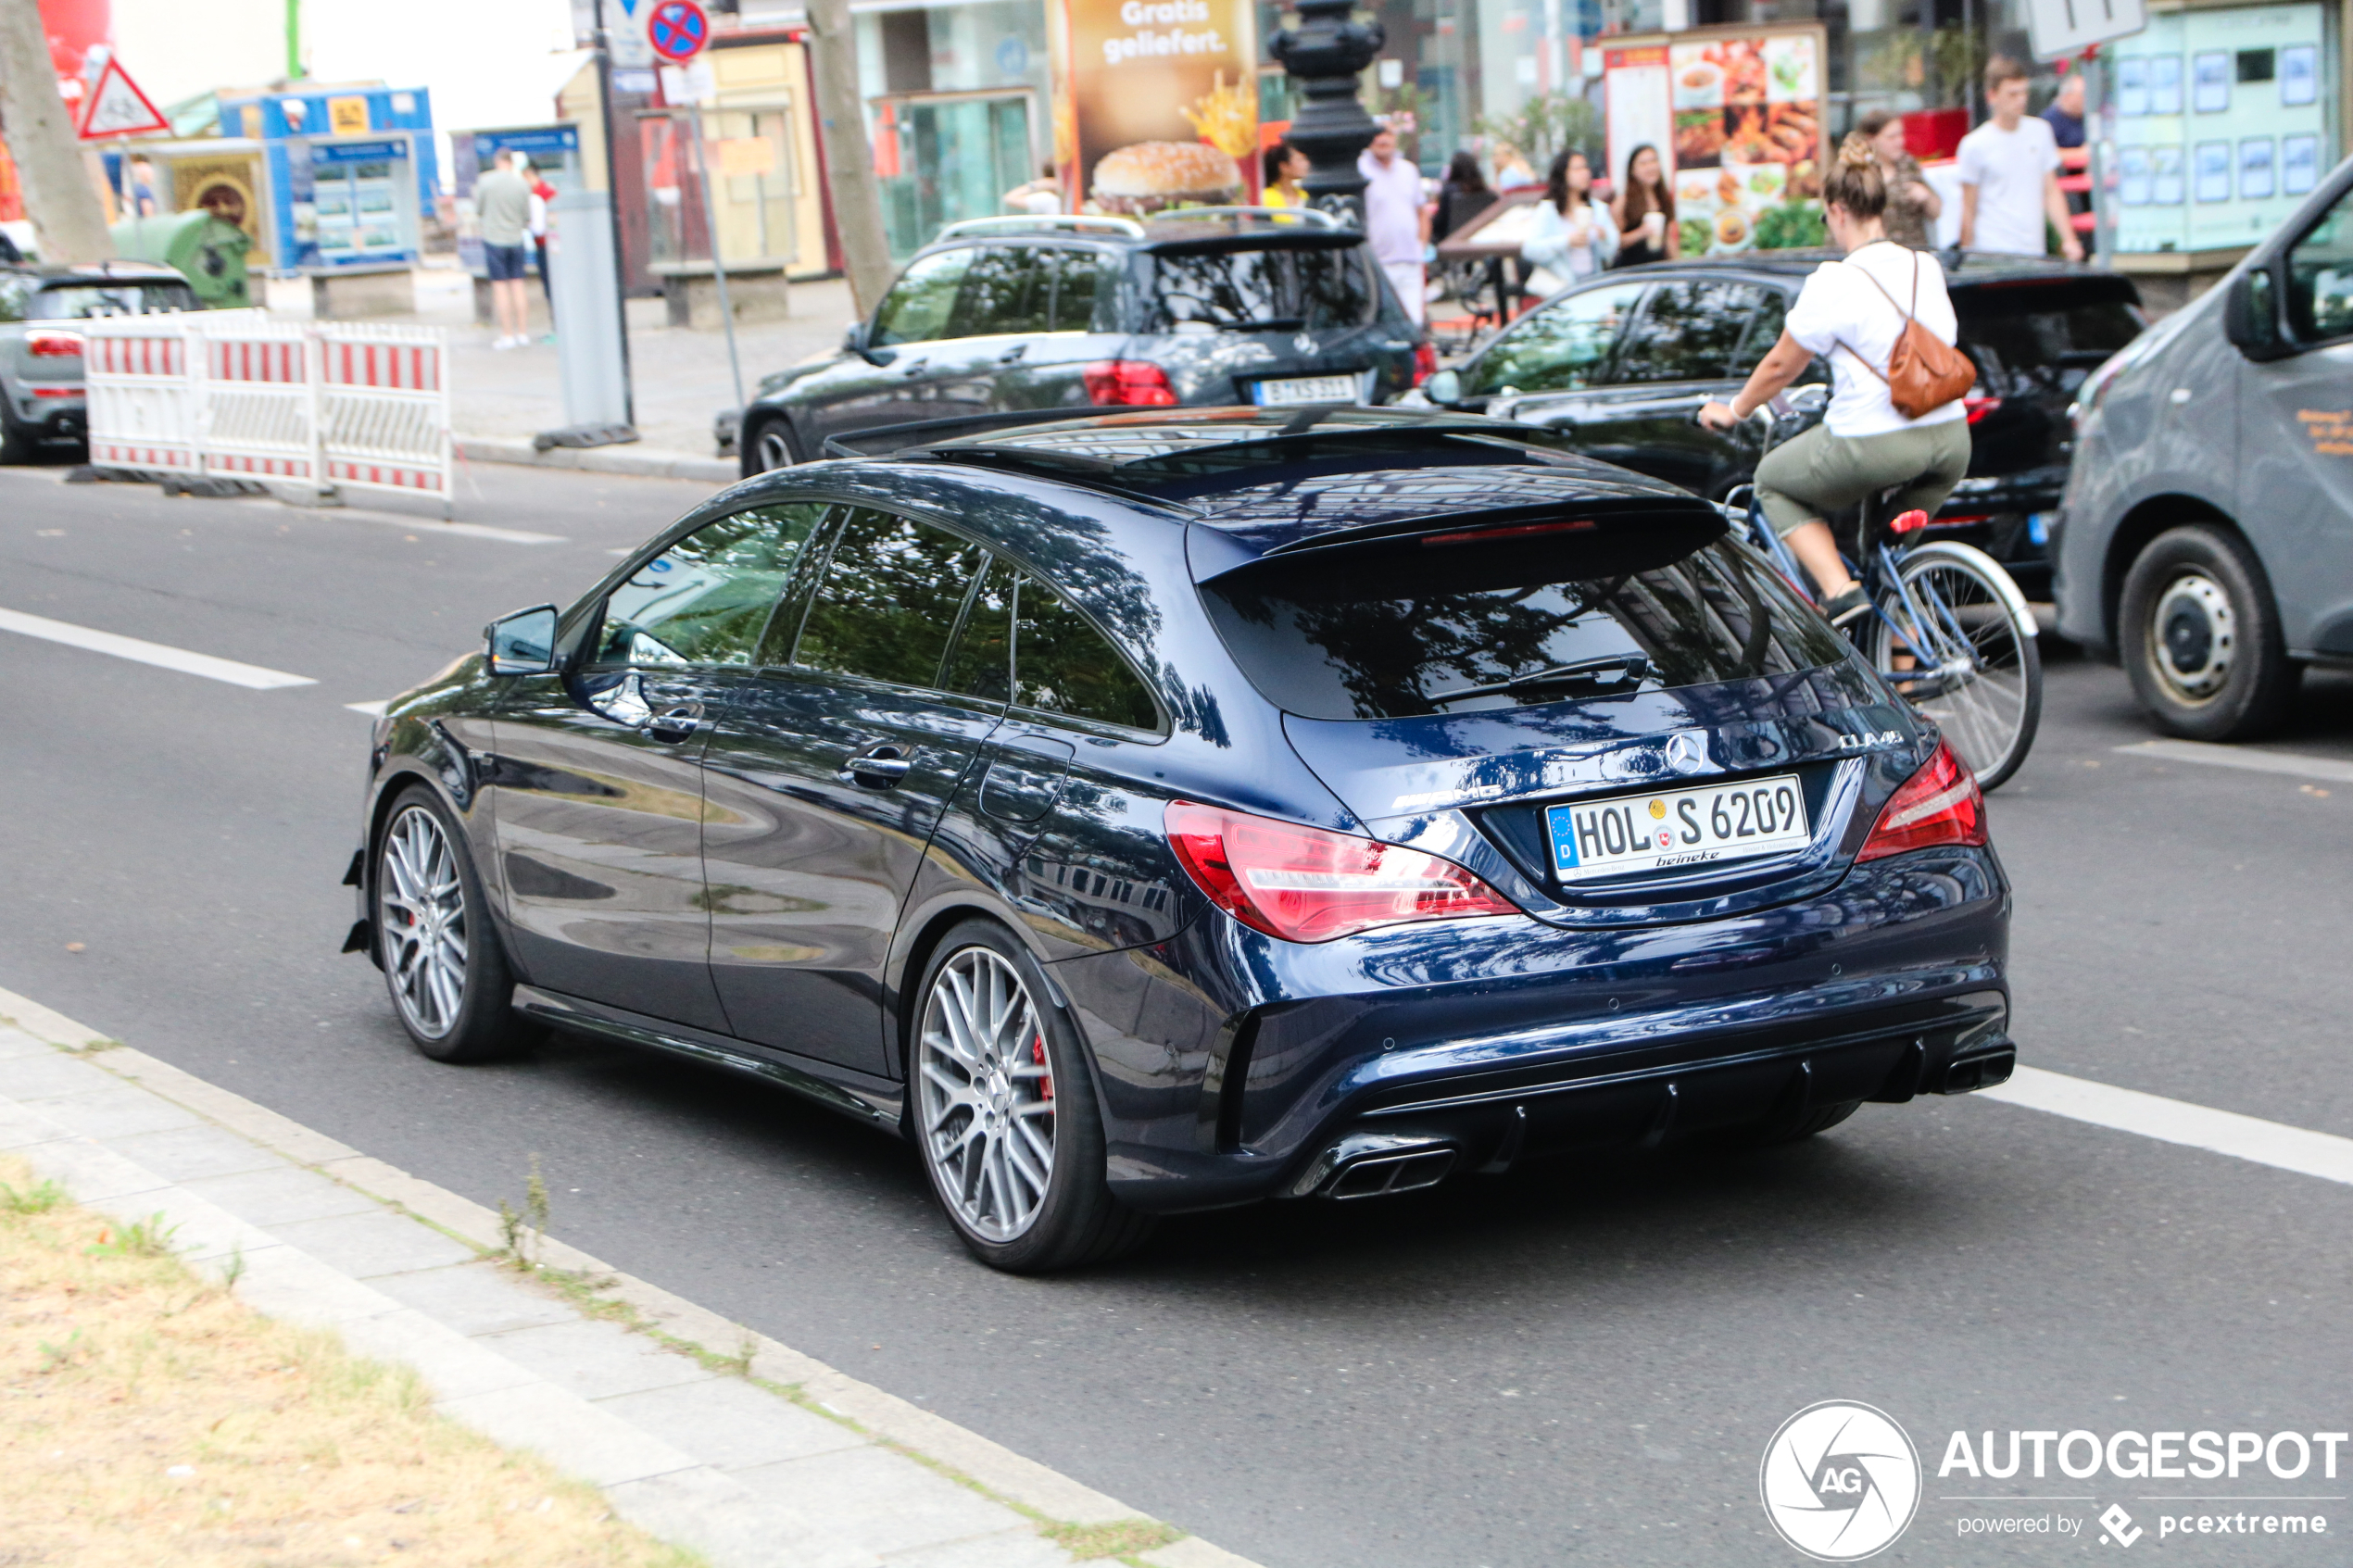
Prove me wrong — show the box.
[65,1036,124,1054]
[1041,1518,1182,1561]
[1,1177,68,1214]
[221,1246,247,1289]
[498,1154,553,1271]
[85,1213,179,1259]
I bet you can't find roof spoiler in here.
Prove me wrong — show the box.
[819,408,1113,459]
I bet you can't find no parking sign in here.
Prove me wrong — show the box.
[647,0,709,63]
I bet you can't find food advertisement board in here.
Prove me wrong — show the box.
[2105,1,2331,255]
[1605,24,1829,256]
[1046,0,1259,215]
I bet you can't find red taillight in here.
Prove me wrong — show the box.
[1857,740,1987,862]
[27,330,84,358]
[1963,394,2002,424]
[1412,341,1439,385]
[1083,359,1178,407]
[1165,800,1518,943]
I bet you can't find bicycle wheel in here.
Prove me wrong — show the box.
[1863,541,2043,790]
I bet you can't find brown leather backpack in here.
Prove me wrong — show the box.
[1836,248,1977,420]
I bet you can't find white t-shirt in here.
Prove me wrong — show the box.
[1784,241,1966,438]
[1357,150,1427,265]
[1957,117,2060,256]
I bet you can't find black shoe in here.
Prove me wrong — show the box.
[1821,586,1871,627]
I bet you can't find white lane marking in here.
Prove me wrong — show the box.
[0,607,316,690]
[2114,738,2353,784]
[235,499,566,545]
[346,699,390,717]
[1982,1065,2353,1186]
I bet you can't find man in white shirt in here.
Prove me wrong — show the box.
[1957,56,2082,260]
[1357,126,1433,325]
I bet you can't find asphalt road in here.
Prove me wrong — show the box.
[3,461,2347,1567]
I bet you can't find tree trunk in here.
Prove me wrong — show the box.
[0,0,113,264]
[802,0,893,318]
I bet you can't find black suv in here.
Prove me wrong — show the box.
[1419,252,2145,596]
[735,210,1435,476]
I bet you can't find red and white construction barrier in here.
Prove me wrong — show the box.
[82,315,453,514]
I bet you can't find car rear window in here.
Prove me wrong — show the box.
[15,281,197,320]
[1956,281,2143,394]
[1139,244,1379,332]
[1199,513,1848,721]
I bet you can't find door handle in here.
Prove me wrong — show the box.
[998,344,1027,364]
[645,704,705,744]
[846,745,912,787]
[900,360,927,377]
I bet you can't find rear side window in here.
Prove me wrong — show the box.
[19,281,196,319]
[597,503,827,668]
[1612,281,1776,384]
[950,246,1051,337]
[794,508,987,687]
[1957,282,2145,395]
[1013,574,1158,730]
[1046,249,1113,332]
[942,559,1015,701]
[1200,517,1847,721]
[1139,244,1378,332]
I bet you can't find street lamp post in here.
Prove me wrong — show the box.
[1269,0,1386,222]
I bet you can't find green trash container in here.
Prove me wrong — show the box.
[108,211,255,308]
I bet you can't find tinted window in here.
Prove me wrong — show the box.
[1047,249,1112,332]
[6,281,197,320]
[1139,245,1378,332]
[872,247,976,345]
[942,559,1014,702]
[795,508,987,687]
[949,246,1051,336]
[1201,517,1847,721]
[1957,282,2145,394]
[1014,575,1158,730]
[2284,186,2353,341]
[1735,290,1790,370]
[1614,281,1773,384]
[1466,282,1645,395]
[597,504,826,667]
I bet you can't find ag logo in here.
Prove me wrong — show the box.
[1760,1400,1921,1561]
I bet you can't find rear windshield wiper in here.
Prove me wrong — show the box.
[1430,654,1653,706]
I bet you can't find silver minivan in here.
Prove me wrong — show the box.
[2055,157,2353,739]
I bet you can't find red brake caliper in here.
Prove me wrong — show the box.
[1034,1034,1053,1100]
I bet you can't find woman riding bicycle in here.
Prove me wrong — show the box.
[1698,136,1971,628]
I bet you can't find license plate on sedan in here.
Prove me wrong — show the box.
[1250,373,1363,406]
[1544,775,1810,884]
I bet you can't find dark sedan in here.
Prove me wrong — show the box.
[732,210,1435,475]
[1419,251,2145,595]
[349,408,2015,1272]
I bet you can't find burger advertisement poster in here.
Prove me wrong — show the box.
[1046,0,1259,214]
[1604,22,1830,256]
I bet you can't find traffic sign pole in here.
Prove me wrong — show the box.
[591,0,637,430]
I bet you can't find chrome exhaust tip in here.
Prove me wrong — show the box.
[1289,1132,1459,1199]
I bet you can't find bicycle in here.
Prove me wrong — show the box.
[1721,386,2043,790]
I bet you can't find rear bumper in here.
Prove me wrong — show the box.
[1071,845,2011,1212]
[6,390,86,444]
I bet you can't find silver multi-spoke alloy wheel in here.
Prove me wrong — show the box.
[379,804,469,1040]
[918,947,1057,1243]
[755,422,795,472]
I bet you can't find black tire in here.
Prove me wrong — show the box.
[740,414,800,478]
[1867,542,2043,790]
[907,920,1153,1273]
[374,785,529,1064]
[0,400,38,465]
[2119,523,2298,741]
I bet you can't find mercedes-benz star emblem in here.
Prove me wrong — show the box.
[1665,731,1710,775]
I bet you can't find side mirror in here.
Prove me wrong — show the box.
[484,604,559,675]
[1423,368,1463,405]
[2224,267,2287,359]
[844,321,896,366]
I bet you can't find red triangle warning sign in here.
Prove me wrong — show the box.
[78,56,170,140]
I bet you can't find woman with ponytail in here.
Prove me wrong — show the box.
[1697,133,1971,626]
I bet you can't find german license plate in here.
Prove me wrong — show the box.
[1250,373,1362,406]
[1544,775,1810,884]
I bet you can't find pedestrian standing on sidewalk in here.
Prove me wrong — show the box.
[1359,125,1433,325]
[1859,110,1941,248]
[522,156,557,343]
[475,150,535,350]
[1958,56,2082,260]
[1610,144,1678,266]
[2041,69,2087,150]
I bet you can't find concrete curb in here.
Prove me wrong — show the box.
[0,985,1262,1568]
[458,434,739,484]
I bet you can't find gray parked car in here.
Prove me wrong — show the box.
[0,261,197,462]
[733,210,1436,476]
[2056,156,2353,739]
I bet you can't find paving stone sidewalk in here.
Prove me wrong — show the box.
[0,985,1256,1568]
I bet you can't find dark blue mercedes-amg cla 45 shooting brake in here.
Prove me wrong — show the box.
[347,408,2015,1272]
